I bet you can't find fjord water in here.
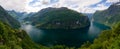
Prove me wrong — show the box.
[21,22,110,47]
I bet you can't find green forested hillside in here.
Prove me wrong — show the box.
[0,6,20,28]
[93,3,120,26]
[27,7,90,29]
[79,22,120,49]
[0,21,45,49]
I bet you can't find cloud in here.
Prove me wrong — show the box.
[26,0,103,13]
[0,0,118,13]
[106,0,119,3]
[0,0,28,12]
[96,3,109,10]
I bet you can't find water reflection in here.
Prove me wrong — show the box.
[21,22,110,47]
[21,24,44,42]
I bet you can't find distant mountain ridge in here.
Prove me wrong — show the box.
[0,6,20,28]
[83,13,93,20]
[8,10,35,22]
[93,2,120,26]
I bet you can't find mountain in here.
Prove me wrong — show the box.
[0,6,20,28]
[83,13,93,20]
[26,7,90,29]
[8,10,35,22]
[93,2,120,26]
[7,10,25,20]
[0,7,74,48]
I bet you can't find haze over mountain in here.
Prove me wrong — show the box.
[7,10,35,22]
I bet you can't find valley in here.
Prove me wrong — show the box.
[0,1,120,49]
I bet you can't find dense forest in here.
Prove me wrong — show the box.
[25,7,90,29]
[0,21,43,49]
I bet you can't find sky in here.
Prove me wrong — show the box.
[0,0,119,13]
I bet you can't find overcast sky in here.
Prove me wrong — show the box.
[0,0,119,13]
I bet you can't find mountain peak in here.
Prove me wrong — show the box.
[107,3,120,14]
[93,2,120,26]
[26,7,90,29]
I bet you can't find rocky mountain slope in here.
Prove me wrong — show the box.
[93,2,120,26]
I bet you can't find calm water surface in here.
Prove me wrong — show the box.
[21,22,110,47]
